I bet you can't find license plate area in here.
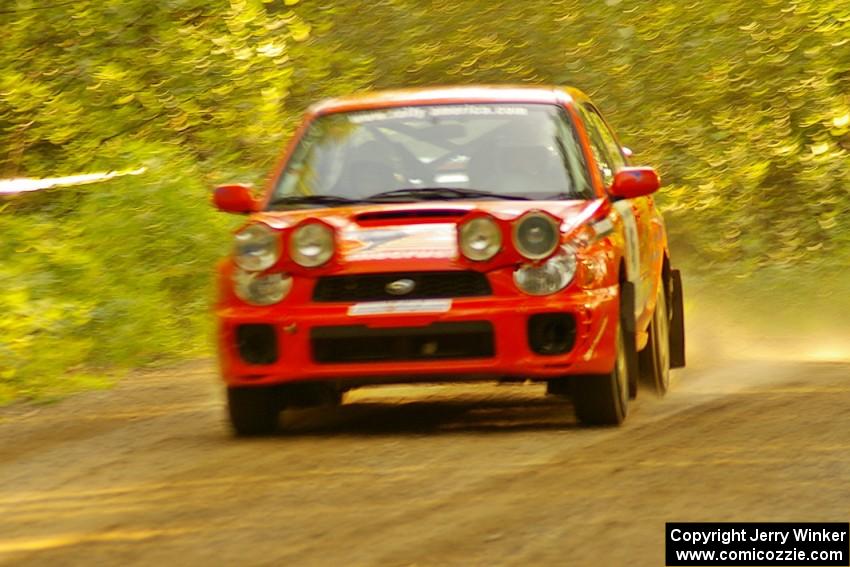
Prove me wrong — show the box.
[347,299,452,316]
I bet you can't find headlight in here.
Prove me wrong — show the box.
[460,216,502,261]
[513,212,559,260]
[233,270,292,305]
[513,247,577,295]
[234,223,280,272]
[290,222,334,267]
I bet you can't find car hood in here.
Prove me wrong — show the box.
[251,199,607,269]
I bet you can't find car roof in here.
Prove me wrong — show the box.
[308,85,590,116]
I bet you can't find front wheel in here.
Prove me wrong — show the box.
[227,386,281,436]
[572,321,629,426]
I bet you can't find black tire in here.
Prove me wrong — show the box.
[546,377,571,397]
[572,321,629,426]
[639,281,671,396]
[227,386,281,436]
[281,382,343,408]
[620,281,640,400]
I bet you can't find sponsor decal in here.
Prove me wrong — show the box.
[612,201,643,317]
[342,223,457,261]
[348,105,529,124]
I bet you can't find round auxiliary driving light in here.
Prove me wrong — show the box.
[513,212,559,260]
[234,223,280,272]
[460,216,502,261]
[290,222,334,267]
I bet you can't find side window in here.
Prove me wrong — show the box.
[578,106,617,187]
[585,105,626,170]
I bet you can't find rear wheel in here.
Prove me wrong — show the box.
[669,269,686,368]
[572,322,629,426]
[639,281,671,396]
[227,386,281,436]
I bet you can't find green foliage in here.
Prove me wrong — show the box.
[0,146,233,402]
[1,0,848,400]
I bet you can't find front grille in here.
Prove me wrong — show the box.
[311,322,495,364]
[312,271,491,302]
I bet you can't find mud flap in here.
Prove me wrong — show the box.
[620,281,640,399]
[669,269,686,368]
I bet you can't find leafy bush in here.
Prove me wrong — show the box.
[0,147,234,402]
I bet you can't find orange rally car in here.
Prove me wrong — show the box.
[213,86,686,435]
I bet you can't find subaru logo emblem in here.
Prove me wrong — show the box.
[385,278,416,296]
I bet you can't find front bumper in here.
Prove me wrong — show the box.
[217,284,621,387]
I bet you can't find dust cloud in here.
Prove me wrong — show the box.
[683,271,850,368]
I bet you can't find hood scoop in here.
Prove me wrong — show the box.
[354,208,469,224]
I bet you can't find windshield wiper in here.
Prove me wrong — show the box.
[267,195,366,209]
[366,187,532,202]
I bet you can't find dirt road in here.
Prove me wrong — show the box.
[1,358,848,566]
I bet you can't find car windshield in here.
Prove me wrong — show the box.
[269,103,593,209]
